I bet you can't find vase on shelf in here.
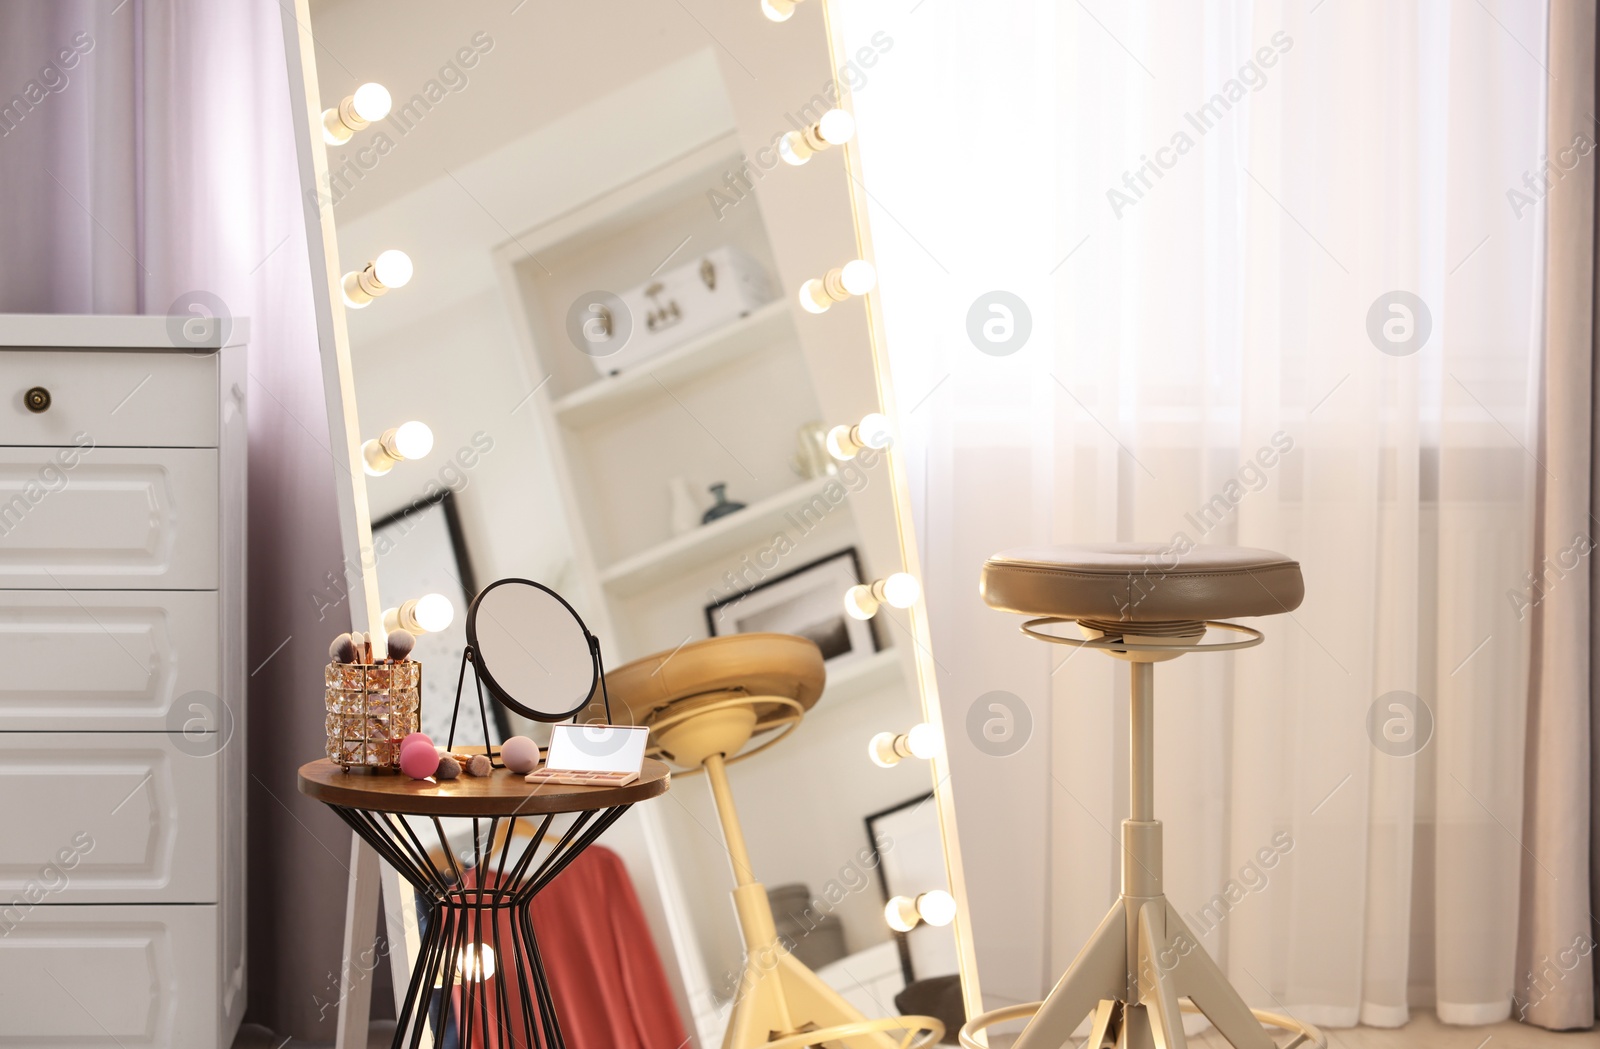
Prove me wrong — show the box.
[702,483,746,524]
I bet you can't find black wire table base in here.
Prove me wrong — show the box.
[331,802,633,1049]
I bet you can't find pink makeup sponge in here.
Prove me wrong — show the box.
[400,732,433,756]
[400,743,438,780]
[499,736,540,774]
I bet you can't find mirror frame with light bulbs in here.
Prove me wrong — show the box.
[280,0,983,1040]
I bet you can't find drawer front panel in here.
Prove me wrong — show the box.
[0,733,218,903]
[0,591,218,730]
[0,904,215,1048]
[1,349,218,447]
[0,447,218,589]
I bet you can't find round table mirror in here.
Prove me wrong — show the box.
[466,578,599,722]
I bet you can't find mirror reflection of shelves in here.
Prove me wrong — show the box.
[491,135,919,1045]
[494,136,897,667]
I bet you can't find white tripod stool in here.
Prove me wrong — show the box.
[607,634,944,1049]
[961,545,1327,1049]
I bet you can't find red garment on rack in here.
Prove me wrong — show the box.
[452,845,689,1049]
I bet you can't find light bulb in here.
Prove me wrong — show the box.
[778,135,810,167]
[351,82,392,122]
[870,723,940,767]
[916,890,957,928]
[372,249,413,289]
[414,593,454,633]
[391,420,433,460]
[869,731,900,769]
[456,942,496,982]
[840,259,877,296]
[885,892,956,932]
[905,722,940,760]
[882,572,921,609]
[801,259,876,314]
[342,250,412,307]
[384,593,454,635]
[363,420,433,474]
[845,574,919,620]
[780,108,855,166]
[761,0,798,21]
[857,413,893,450]
[323,81,392,144]
[818,108,856,146]
[885,896,920,933]
[828,414,894,460]
[844,584,878,621]
[799,278,832,314]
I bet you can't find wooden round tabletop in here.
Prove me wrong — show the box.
[297,757,671,817]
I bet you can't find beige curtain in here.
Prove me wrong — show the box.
[1518,0,1599,1031]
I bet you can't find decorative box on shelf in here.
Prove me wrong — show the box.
[595,245,775,377]
[324,661,422,769]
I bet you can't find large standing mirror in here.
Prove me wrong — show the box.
[284,1,976,1044]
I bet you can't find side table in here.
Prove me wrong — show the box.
[298,758,671,1048]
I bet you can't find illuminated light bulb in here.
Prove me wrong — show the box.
[456,942,497,982]
[362,420,433,475]
[826,412,894,460]
[798,258,876,314]
[905,721,940,759]
[819,108,856,145]
[845,573,921,620]
[352,82,393,122]
[885,895,920,932]
[840,259,877,295]
[916,890,957,927]
[780,108,856,166]
[391,420,433,459]
[384,593,455,635]
[885,891,956,932]
[882,572,921,609]
[869,723,941,768]
[322,82,392,145]
[372,248,413,289]
[761,0,802,21]
[844,584,879,621]
[342,249,413,308]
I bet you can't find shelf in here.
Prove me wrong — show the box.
[552,300,793,427]
[599,476,835,597]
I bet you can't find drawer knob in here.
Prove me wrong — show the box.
[24,386,51,413]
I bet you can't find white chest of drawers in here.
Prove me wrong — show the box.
[0,316,246,1049]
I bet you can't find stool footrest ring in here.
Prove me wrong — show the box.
[761,1013,945,1049]
[957,997,1325,1049]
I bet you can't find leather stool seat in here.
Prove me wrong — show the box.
[981,543,1303,623]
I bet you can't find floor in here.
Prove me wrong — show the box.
[233,1011,1593,1048]
[233,1022,396,1049]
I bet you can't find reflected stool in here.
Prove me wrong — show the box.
[607,634,944,1049]
[960,544,1326,1049]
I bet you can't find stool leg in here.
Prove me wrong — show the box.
[1164,902,1275,1049]
[1136,900,1187,1049]
[1012,903,1128,1049]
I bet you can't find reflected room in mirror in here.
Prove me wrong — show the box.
[296,0,970,1044]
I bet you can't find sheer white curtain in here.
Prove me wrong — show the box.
[841,0,1544,1029]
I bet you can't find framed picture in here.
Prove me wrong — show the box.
[704,548,878,668]
[866,792,960,986]
[372,490,509,745]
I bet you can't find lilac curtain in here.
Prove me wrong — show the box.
[1,0,360,1038]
